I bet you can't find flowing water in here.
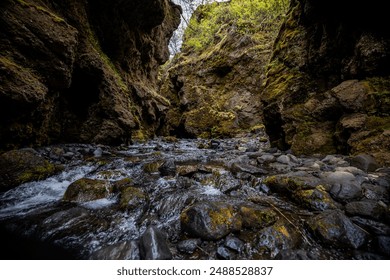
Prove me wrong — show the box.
[0,135,389,260]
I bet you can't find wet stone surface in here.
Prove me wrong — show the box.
[0,134,389,259]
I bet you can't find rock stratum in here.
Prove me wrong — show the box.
[262,0,390,165]
[0,0,181,150]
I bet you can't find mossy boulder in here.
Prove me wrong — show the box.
[0,149,58,192]
[257,221,302,258]
[263,174,320,196]
[307,210,369,249]
[118,186,148,211]
[293,185,338,211]
[63,178,112,202]
[239,205,279,229]
[180,201,242,240]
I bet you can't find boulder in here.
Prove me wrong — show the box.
[180,201,242,240]
[0,149,58,192]
[63,178,112,202]
[307,210,368,249]
[139,226,172,260]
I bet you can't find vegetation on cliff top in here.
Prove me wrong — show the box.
[183,0,289,52]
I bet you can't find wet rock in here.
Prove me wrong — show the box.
[217,246,233,260]
[177,239,201,254]
[230,162,266,176]
[307,210,368,249]
[350,216,390,235]
[276,154,300,166]
[158,159,176,177]
[239,206,278,229]
[89,240,140,260]
[362,183,389,203]
[180,201,242,240]
[119,187,148,211]
[224,236,244,253]
[352,252,385,260]
[176,165,199,177]
[293,185,338,211]
[215,171,241,193]
[257,154,275,164]
[139,226,172,260]
[0,149,58,191]
[376,235,390,256]
[322,155,349,166]
[63,178,112,202]
[321,171,356,185]
[143,161,163,173]
[330,183,363,203]
[345,200,387,221]
[93,148,103,158]
[276,249,310,260]
[257,221,302,258]
[263,174,319,196]
[348,154,379,172]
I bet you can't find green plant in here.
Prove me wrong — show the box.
[182,0,289,52]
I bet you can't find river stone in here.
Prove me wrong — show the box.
[345,200,387,220]
[330,183,363,202]
[257,154,275,164]
[89,241,140,260]
[376,235,390,256]
[362,183,389,203]
[158,159,176,176]
[63,178,112,202]
[351,216,390,235]
[119,186,148,211]
[348,154,379,172]
[224,236,245,253]
[275,249,311,260]
[217,246,234,260]
[177,239,201,254]
[180,201,242,240]
[307,210,368,249]
[0,149,58,191]
[139,226,172,260]
[257,221,302,258]
[263,174,320,196]
[293,185,338,211]
[239,206,278,229]
[230,162,266,175]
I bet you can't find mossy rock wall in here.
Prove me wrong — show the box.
[159,0,288,138]
[262,0,390,165]
[0,0,181,150]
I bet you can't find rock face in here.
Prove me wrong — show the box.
[159,0,287,138]
[0,0,180,150]
[262,0,390,165]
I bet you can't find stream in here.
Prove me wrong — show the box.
[0,133,389,260]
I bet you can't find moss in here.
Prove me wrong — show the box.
[240,206,278,229]
[18,163,56,183]
[263,175,305,194]
[143,161,163,173]
[63,178,112,202]
[274,224,290,238]
[15,0,65,23]
[293,185,337,211]
[119,186,147,211]
[208,207,234,229]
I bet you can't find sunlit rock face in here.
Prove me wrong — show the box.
[0,0,181,150]
[262,0,390,165]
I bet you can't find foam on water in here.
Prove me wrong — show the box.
[0,164,96,219]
